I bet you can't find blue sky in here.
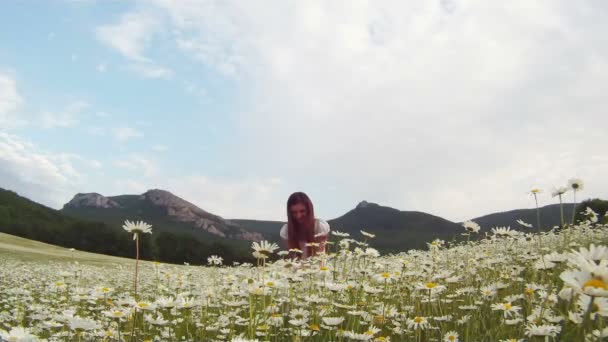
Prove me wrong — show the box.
[1,1,607,222]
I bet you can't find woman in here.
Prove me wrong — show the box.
[280,192,330,259]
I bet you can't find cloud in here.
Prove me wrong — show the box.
[111,126,144,142]
[122,0,608,222]
[39,100,90,129]
[96,11,160,62]
[165,175,287,220]
[97,63,107,73]
[0,71,25,129]
[127,63,173,79]
[0,132,87,209]
[113,155,158,177]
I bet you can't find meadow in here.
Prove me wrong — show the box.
[1,190,607,341]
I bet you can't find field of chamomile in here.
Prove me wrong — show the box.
[1,186,608,341]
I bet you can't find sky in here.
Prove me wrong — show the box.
[1,1,607,223]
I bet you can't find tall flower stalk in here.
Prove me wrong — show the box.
[568,178,584,225]
[123,220,153,298]
[530,188,542,233]
[552,187,568,229]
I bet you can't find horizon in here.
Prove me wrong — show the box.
[1,1,607,223]
[8,185,582,223]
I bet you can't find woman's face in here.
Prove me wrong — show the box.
[289,203,308,224]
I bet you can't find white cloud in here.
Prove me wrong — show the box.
[111,126,144,142]
[0,71,25,129]
[113,155,158,177]
[0,132,86,209]
[96,11,160,62]
[39,100,90,129]
[165,175,287,220]
[126,0,608,221]
[127,62,173,79]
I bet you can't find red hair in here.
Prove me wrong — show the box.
[286,192,316,257]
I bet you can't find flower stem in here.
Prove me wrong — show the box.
[571,190,577,225]
[134,234,140,298]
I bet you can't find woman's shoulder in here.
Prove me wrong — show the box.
[315,218,330,234]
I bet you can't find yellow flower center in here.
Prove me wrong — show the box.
[414,316,424,323]
[309,324,320,331]
[584,279,608,290]
[503,303,512,310]
[266,281,275,287]
[425,282,437,289]
[525,288,534,295]
[320,266,329,271]
[381,272,391,278]
[138,303,149,308]
[448,336,457,341]
[113,311,123,317]
[102,287,111,292]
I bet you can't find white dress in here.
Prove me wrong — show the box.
[280,218,330,259]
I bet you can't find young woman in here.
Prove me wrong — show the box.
[280,192,330,259]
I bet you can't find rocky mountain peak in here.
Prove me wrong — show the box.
[356,200,379,209]
[140,189,263,241]
[64,193,121,209]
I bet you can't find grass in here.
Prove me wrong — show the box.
[0,232,137,266]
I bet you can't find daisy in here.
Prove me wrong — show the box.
[322,317,345,326]
[525,323,561,337]
[516,219,533,228]
[207,255,223,266]
[490,302,521,318]
[252,240,279,257]
[68,316,101,331]
[568,178,584,192]
[462,221,480,233]
[145,314,169,326]
[122,220,153,240]
[560,261,608,297]
[361,230,376,238]
[551,186,569,197]
[0,327,39,342]
[491,226,519,238]
[444,331,459,342]
[406,316,429,330]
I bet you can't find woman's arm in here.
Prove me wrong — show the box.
[315,234,328,254]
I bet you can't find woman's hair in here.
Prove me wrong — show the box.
[286,191,316,257]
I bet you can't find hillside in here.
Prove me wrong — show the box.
[0,188,255,265]
[468,203,576,231]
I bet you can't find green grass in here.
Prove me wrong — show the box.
[0,232,141,266]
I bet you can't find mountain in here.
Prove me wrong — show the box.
[0,187,256,264]
[62,189,263,242]
[327,201,464,252]
[467,203,576,231]
[234,201,467,253]
[0,187,133,258]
